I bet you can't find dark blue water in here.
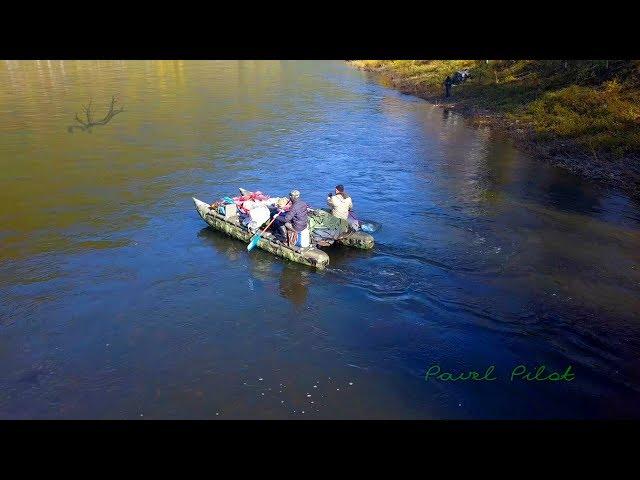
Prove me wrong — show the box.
[1,60,639,418]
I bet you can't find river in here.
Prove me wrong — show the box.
[1,60,639,419]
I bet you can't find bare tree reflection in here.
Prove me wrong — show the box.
[67,95,124,133]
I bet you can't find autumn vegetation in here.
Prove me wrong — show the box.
[349,60,640,160]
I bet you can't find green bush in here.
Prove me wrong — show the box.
[349,60,640,157]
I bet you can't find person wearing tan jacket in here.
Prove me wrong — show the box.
[327,184,353,220]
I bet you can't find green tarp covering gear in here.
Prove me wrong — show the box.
[308,209,351,246]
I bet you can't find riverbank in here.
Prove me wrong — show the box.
[349,60,640,198]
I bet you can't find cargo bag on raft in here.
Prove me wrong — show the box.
[307,210,351,247]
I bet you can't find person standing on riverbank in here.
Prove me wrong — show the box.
[444,75,453,98]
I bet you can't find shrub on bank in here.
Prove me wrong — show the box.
[350,60,640,158]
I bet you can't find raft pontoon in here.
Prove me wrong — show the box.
[193,188,374,270]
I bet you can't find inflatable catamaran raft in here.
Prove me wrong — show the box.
[193,188,374,270]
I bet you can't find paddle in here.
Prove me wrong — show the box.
[348,211,380,233]
[247,201,290,251]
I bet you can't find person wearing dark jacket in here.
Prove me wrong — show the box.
[444,75,453,98]
[275,190,308,245]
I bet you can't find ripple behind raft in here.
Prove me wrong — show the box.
[330,259,413,301]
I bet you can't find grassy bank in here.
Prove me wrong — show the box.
[349,60,640,194]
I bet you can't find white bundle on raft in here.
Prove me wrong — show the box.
[241,200,271,232]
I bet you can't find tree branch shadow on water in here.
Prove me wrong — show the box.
[67,95,124,133]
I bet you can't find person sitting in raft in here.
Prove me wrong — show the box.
[327,184,353,220]
[274,190,310,248]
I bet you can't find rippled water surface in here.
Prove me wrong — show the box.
[1,60,639,418]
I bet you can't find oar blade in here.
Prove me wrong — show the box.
[360,222,379,233]
[348,212,381,234]
[247,234,260,251]
[355,219,381,233]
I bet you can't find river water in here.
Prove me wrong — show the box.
[1,60,639,419]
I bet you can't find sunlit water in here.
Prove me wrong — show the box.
[1,60,639,419]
